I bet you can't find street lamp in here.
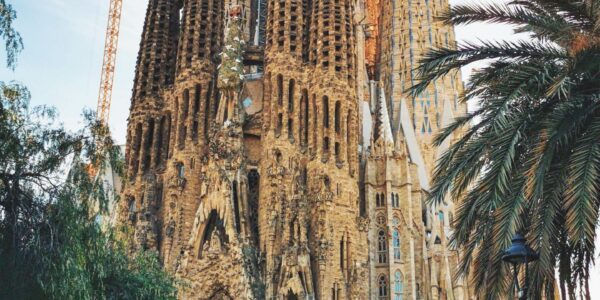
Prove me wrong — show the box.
[502,233,539,300]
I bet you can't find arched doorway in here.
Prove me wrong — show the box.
[209,289,233,300]
[286,289,298,300]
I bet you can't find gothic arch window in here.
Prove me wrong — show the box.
[301,89,309,147]
[276,113,283,136]
[165,114,172,159]
[199,210,228,258]
[286,290,299,300]
[394,271,404,300]
[346,110,352,165]
[232,181,241,234]
[376,194,382,207]
[209,289,233,300]
[194,84,201,115]
[334,101,341,133]
[178,90,189,150]
[192,85,201,141]
[288,118,294,142]
[183,89,190,119]
[204,81,213,139]
[393,229,401,260]
[392,193,399,208]
[131,122,143,177]
[340,235,345,271]
[312,94,317,150]
[323,96,330,128]
[176,163,185,179]
[277,74,284,106]
[142,119,155,173]
[377,230,388,264]
[378,275,388,299]
[247,169,260,245]
[156,116,166,167]
[288,79,295,112]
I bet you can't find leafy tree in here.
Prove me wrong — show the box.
[0,0,23,69]
[0,83,177,300]
[0,2,176,299]
[412,0,600,299]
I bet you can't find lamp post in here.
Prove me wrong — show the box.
[502,234,539,300]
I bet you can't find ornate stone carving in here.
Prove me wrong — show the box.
[204,230,225,259]
[317,234,331,263]
[266,149,286,186]
[357,216,370,232]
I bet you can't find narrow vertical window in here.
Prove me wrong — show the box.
[288,118,294,142]
[177,163,185,179]
[340,236,345,271]
[334,101,341,133]
[192,85,201,141]
[394,271,403,300]
[393,229,401,260]
[156,116,165,167]
[323,96,330,128]
[165,114,172,159]
[312,94,317,151]
[277,74,284,106]
[143,119,155,172]
[378,230,387,263]
[288,79,295,112]
[301,89,309,147]
[378,275,388,299]
[132,123,143,177]
[346,110,352,165]
[276,113,283,136]
[233,181,241,234]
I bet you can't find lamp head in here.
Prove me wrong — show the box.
[502,233,539,265]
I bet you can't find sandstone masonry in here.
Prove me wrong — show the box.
[119,0,473,299]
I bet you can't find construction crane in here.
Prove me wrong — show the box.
[97,0,123,126]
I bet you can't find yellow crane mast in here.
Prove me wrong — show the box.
[97,0,123,126]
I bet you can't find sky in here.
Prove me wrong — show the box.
[0,0,598,297]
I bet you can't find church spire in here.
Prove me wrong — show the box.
[375,86,394,153]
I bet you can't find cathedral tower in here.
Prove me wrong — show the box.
[119,0,473,298]
[123,0,181,251]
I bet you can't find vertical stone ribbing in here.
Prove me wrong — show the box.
[132,0,181,101]
[172,0,223,154]
[176,0,224,75]
[260,1,315,298]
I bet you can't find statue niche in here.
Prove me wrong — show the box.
[209,289,233,300]
[199,209,229,258]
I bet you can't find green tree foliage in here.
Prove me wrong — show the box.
[413,0,600,299]
[0,0,23,69]
[0,2,176,299]
[0,82,177,299]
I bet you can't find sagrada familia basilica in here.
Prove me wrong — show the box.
[118,0,472,298]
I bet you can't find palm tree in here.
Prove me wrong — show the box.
[412,0,600,299]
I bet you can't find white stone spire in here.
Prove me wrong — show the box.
[376,87,395,151]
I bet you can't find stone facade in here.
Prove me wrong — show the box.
[119,0,472,299]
